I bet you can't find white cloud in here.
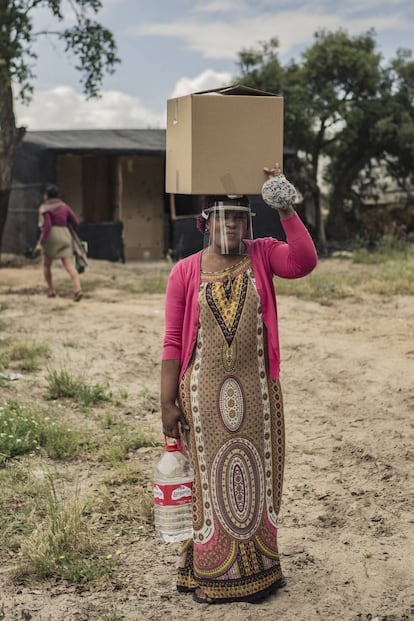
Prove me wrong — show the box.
[13,71,235,130]
[130,9,410,61]
[15,86,165,130]
[169,69,234,99]
[336,0,411,13]
[130,13,329,59]
[194,1,244,13]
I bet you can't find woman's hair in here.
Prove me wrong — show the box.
[45,184,59,199]
[196,195,250,234]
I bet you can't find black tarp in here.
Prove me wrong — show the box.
[77,221,125,263]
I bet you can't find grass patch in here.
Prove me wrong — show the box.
[275,241,414,301]
[58,269,169,295]
[57,556,116,583]
[0,339,49,371]
[100,410,117,430]
[55,277,109,295]
[1,469,118,584]
[0,318,7,331]
[0,400,81,463]
[0,464,46,553]
[102,608,125,621]
[0,462,153,583]
[78,277,110,293]
[45,369,112,408]
[12,476,110,583]
[303,448,317,455]
[98,426,159,466]
[98,464,154,534]
[275,271,354,301]
[136,388,159,418]
[118,276,168,295]
[350,239,414,295]
[62,340,79,348]
[352,235,412,263]
[112,388,129,407]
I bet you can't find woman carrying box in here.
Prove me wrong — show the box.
[160,164,317,604]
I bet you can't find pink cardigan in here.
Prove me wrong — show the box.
[162,212,317,380]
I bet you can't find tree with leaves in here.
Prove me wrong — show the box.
[237,30,414,241]
[237,38,313,178]
[0,0,120,253]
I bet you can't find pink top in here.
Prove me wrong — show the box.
[40,204,79,244]
[162,212,317,380]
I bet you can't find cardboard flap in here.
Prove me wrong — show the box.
[193,83,277,97]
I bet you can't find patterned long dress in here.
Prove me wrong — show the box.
[177,256,285,602]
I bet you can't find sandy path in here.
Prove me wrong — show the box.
[0,258,413,621]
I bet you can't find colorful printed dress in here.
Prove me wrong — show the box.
[177,255,285,602]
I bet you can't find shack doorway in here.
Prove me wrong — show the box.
[82,155,116,222]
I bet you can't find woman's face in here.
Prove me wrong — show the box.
[207,209,248,254]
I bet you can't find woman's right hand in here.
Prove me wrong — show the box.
[161,402,189,439]
[262,161,297,216]
[263,162,282,178]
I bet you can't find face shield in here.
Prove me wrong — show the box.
[201,197,254,255]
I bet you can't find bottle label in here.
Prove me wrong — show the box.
[154,481,193,506]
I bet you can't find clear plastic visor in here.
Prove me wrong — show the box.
[203,206,254,255]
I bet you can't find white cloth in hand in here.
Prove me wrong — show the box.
[261,175,297,210]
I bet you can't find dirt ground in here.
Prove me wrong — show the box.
[0,256,413,621]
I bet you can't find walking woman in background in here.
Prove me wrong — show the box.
[160,164,318,604]
[35,184,83,301]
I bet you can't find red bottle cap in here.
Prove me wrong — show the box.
[164,436,182,452]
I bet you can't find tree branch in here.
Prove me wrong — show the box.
[32,30,62,37]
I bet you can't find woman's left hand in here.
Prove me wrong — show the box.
[161,402,189,439]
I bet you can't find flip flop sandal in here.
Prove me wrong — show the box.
[192,589,216,604]
[73,290,83,302]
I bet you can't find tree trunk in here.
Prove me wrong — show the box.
[0,188,11,249]
[326,154,372,242]
[326,182,350,241]
[0,66,26,256]
[326,173,352,241]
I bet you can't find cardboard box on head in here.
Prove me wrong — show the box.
[165,84,284,196]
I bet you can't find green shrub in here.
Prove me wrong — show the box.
[0,400,80,463]
[119,276,167,294]
[0,340,49,371]
[13,477,104,583]
[45,369,112,408]
[98,428,159,466]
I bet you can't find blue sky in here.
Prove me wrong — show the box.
[15,0,414,130]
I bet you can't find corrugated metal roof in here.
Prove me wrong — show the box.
[22,128,295,157]
[22,129,166,155]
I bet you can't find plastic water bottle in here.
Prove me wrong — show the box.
[153,437,194,543]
